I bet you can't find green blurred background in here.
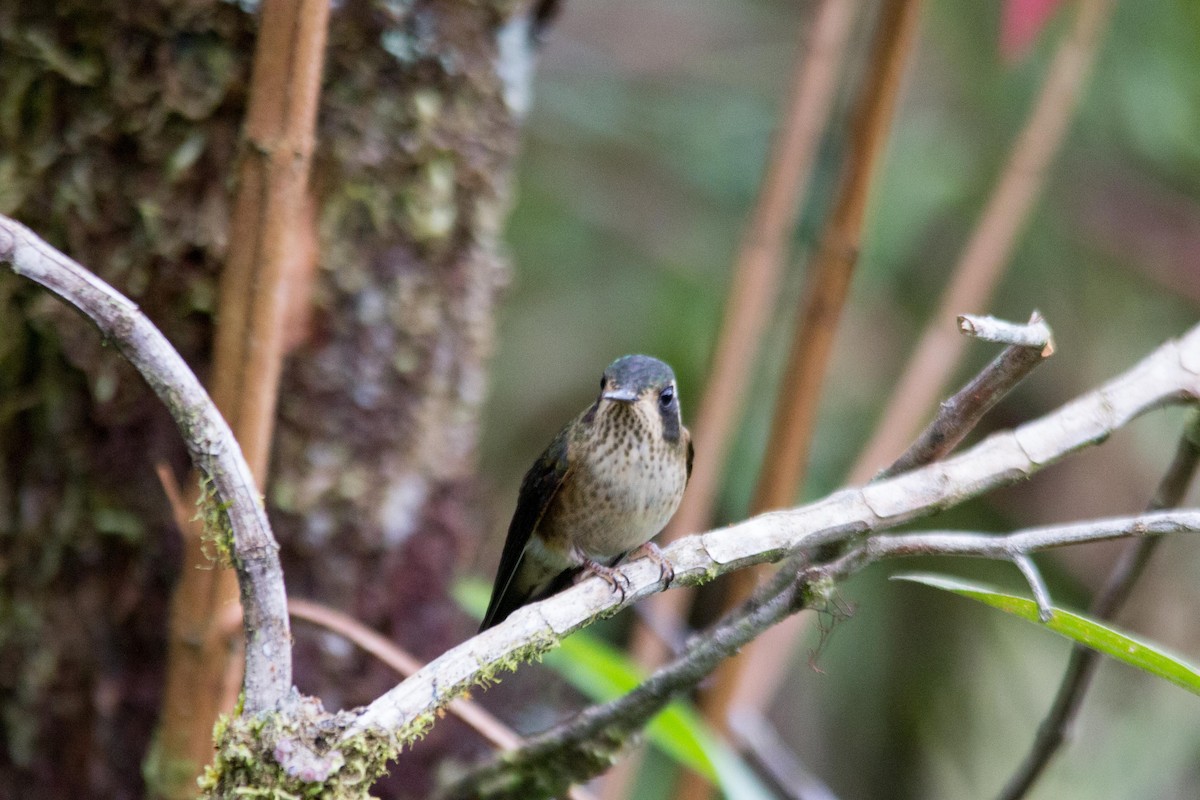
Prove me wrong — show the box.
[475,2,1200,798]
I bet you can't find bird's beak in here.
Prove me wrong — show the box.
[602,387,639,403]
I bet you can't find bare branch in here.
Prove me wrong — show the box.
[346,320,1200,741]
[879,311,1054,479]
[0,213,292,713]
[863,509,1200,562]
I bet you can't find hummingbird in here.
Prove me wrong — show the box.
[479,354,693,632]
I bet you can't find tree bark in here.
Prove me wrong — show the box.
[0,1,532,796]
[272,1,526,793]
[1,5,251,797]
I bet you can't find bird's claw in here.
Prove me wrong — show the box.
[630,541,675,587]
[580,557,632,603]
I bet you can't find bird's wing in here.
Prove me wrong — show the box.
[685,429,694,483]
[479,425,572,631]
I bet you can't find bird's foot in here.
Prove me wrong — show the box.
[629,541,674,587]
[573,551,632,602]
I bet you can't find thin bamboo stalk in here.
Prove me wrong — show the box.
[150,2,328,796]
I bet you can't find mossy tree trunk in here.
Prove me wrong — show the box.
[0,1,533,797]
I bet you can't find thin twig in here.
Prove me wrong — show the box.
[155,1,330,784]
[155,463,194,539]
[343,320,1200,741]
[958,313,1055,349]
[0,214,292,713]
[865,511,1200,558]
[1013,554,1053,622]
[696,0,924,763]
[995,410,1200,800]
[850,0,1116,483]
[879,312,1054,479]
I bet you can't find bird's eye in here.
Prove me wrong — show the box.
[659,386,675,408]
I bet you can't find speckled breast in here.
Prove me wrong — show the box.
[543,422,688,559]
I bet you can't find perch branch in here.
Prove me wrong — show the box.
[289,604,605,800]
[996,410,1200,800]
[345,319,1200,741]
[0,213,292,713]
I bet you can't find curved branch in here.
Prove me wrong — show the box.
[347,319,1200,739]
[0,214,292,714]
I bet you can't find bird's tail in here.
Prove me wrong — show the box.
[478,567,578,632]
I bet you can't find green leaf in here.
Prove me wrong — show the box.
[894,572,1200,695]
[453,578,777,800]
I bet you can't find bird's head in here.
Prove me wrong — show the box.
[595,354,683,444]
